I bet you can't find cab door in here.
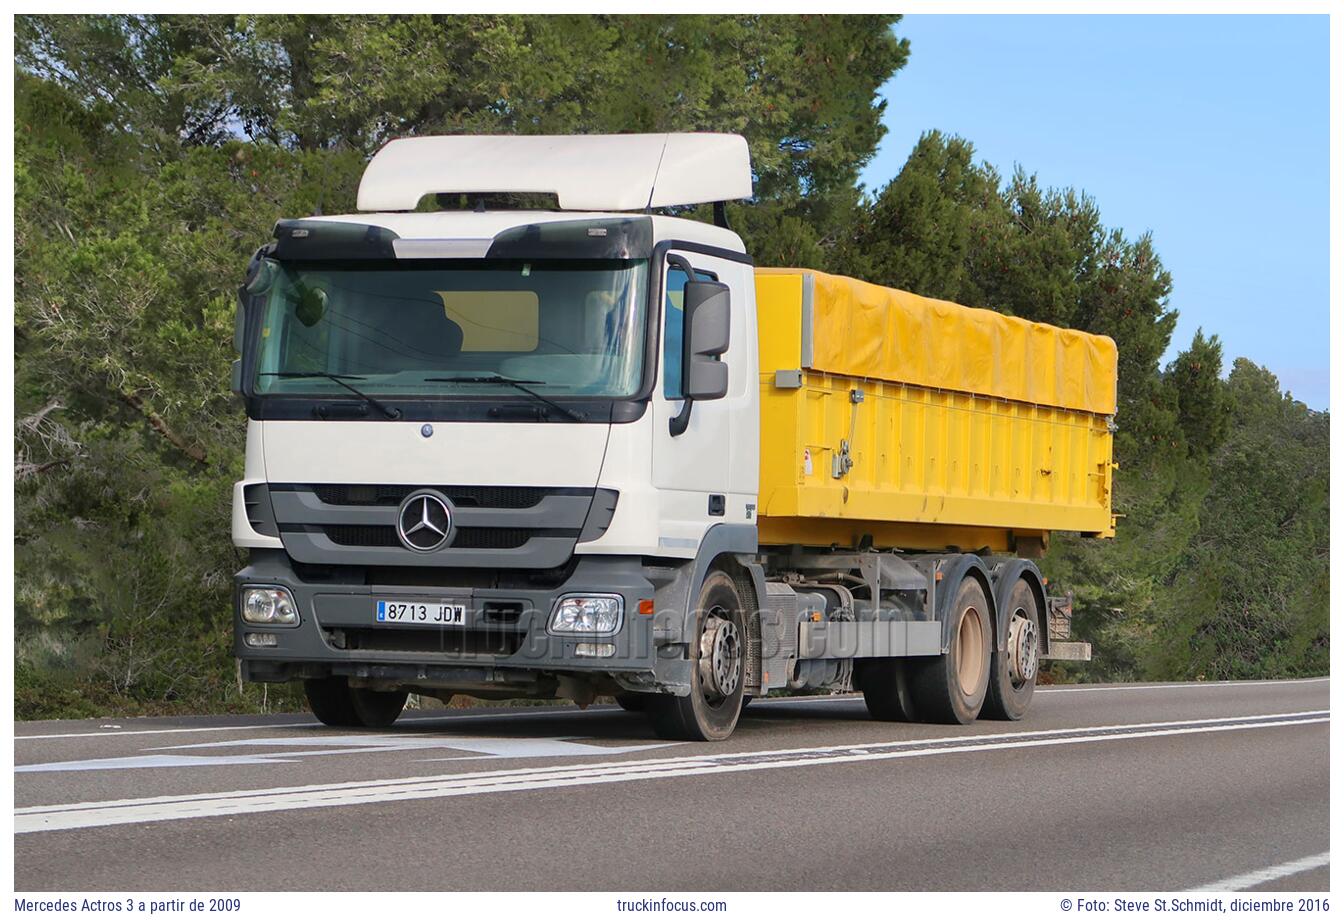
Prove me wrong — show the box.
[650,249,757,555]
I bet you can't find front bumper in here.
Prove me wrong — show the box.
[233,550,680,696]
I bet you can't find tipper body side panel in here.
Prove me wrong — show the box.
[755,269,1117,552]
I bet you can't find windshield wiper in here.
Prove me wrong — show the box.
[260,371,401,419]
[423,374,587,422]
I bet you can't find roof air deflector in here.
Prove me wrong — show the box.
[356,133,753,213]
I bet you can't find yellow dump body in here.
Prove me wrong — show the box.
[755,269,1117,554]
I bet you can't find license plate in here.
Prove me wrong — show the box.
[374,600,467,626]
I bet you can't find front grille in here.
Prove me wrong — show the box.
[309,484,556,508]
[322,525,401,547]
[315,525,576,550]
[454,528,552,550]
[271,483,596,568]
[334,628,526,656]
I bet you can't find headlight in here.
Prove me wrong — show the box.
[240,586,299,626]
[548,594,623,636]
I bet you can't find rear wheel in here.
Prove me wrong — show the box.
[907,576,992,724]
[648,571,746,742]
[982,579,1041,720]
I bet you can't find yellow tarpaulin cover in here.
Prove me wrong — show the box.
[756,268,1118,416]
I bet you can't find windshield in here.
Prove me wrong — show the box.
[251,259,649,398]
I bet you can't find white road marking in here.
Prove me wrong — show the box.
[13,676,1329,741]
[16,734,677,774]
[14,721,322,741]
[1194,852,1330,892]
[1038,677,1331,694]
[15,710,1327,834]
[12,708,598,741]
[752,676,1331,703]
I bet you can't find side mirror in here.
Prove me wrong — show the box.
[682,280,731,400]
[234,290,248,355]
[244,255,278,296]
[669,277,731,437]
[234,251,276,399]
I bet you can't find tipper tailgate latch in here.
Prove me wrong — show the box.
[832,388,865,479]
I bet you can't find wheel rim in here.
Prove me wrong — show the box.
[955,605,986,697]
[697,606,741,706]
[1007,610,1039,688]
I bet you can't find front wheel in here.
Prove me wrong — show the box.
[304,677,407,729]
[304,677,357,727]
[349,687,408,728]
[648,571,747,742]
[614,691,650,712]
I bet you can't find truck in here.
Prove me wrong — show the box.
[231,133,1111,741]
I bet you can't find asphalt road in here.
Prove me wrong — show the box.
[14,677,1329,892]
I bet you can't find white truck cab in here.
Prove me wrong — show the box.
[233,134,767,738]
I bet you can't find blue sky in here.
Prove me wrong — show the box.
[859,14,1330,410]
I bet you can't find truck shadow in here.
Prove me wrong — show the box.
[348,696,878,743]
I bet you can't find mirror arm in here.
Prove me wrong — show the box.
[669,397,694,437]
[713,201,730,230]
[666,254,695,278]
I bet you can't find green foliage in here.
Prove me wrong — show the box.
[13,16,1327,718]
[1045,360,1328,683]
[1166,329,1232,457]
[1137,363,1329,679]
[838,132,1004,299]
[19,14,906,275]
[19,15,905,191]
[14,70,367,717]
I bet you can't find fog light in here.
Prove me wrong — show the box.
[575,642,617,658]
[244,632,279,648]
[240,586,299,626]
[547,594,623,636]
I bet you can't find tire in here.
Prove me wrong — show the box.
[304,677,358,727]
[856,658,913,722]
[739,695,753,712]
[982,578,1041,721]
[614,691,649,712]
[304,677,407,729]
[348,687,408,728]
[907,575,993,724]
[647,571,747,742]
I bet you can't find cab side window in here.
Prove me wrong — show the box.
[662,265,716,398]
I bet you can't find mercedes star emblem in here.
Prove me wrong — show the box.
[396,490,453,552]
